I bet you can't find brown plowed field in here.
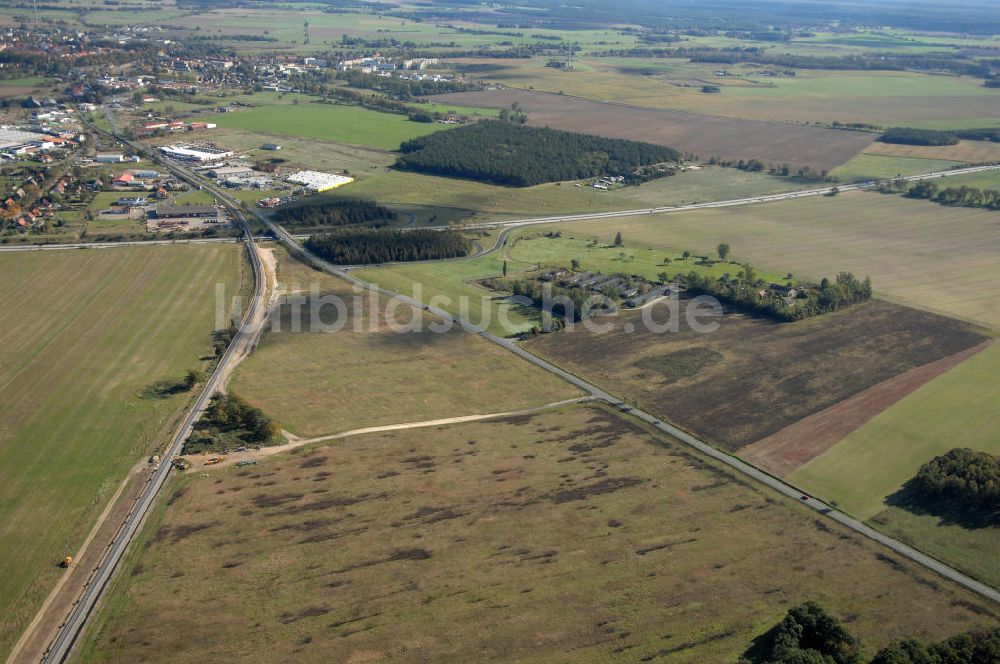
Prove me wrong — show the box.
[432,89,875,172]
[740,340,993,477]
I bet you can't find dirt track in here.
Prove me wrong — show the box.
[431,89,875,172]
[740,340,993,477]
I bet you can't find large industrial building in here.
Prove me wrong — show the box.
[159,144,234,162]
[285,170,354,192]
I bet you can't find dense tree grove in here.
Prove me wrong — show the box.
[272,198,397,227]
[683,270,871,321]
[305,227,471,264]
[740,602,862,664]
[913,448,1000,508]
[185,394,282,454]
[395,120,681,187]
[336,70,479,100]
[879,128,960,146]
[871,628,1000,663]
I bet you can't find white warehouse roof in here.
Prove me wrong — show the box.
[285,170,354,192]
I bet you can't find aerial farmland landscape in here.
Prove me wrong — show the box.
[1,0,999,662]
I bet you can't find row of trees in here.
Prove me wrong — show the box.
[705,156,829,180]
[914,448,1000,508]
[682,270,872,322]
[396,120,681,187]
[304,227,471,265]
[743,602,1000,663]
[879,128,960,146]
[272,198,397,228]
[904,181,1000,210]
[880,126,1000,145]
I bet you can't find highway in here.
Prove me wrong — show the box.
[38,123,998,662]
[4,162,998,254]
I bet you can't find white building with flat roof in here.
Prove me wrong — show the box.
[159,144,234,162]
[285,170,354,192]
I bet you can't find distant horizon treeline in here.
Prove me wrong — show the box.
[395,120,681,187]
[305,227,471,264]
[879,127,1000,146]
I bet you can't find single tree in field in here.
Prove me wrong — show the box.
[570,258,580,271]
[614,231,623,246]
[716,243,730,261]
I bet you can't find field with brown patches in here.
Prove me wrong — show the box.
[740,340,994,477]
[431,89,875,172]
[862,139,1000,163]
[80,404,995,663]
[526,300,987,451]
[231,249,581,437]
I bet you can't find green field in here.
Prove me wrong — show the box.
[231,249,580,436]
[830,154,964,182]
[315,166,816,224]
[354,250,539,336]
[0,244,248,659]
[789,342,1000,586]
[552,191,1000,329]
[505,230,787,284]
[78,403,995,663]
[194,101,451,150]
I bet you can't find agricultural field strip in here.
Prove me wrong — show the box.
[240,174,1000,608]
[41,198,265,662]
[286,164,1000,253]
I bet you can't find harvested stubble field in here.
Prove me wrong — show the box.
[862,139,1000,163]
[526,300,986,451]
[431,89,875,172]
[556,191,1000,329]
[0,244,247,659]
[80,403,995,663]
[231,250,580,437]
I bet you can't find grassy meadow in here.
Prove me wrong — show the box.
[194,102,449,150]
[0,244,248,659]
[231,249,580,435]
[78,403,996,663]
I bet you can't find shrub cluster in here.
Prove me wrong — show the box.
[185,394,282,454]
[914,448,1000,508]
